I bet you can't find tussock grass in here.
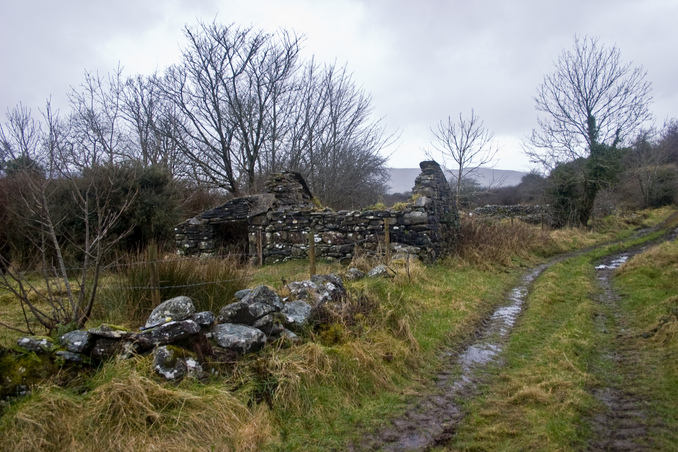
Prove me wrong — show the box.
[0,357,274,452]
[95,252,252,326]
[453,216,557,268]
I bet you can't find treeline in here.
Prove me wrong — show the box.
[0,21,392,256]
[471,120,678,219]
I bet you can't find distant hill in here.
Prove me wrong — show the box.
[387,167,527,194]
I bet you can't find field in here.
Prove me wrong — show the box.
[0,207,676,451]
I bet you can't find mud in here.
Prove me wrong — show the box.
[588,251,653,451]
[351,265,549,451]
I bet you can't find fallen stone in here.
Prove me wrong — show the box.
[191,311,216,328]
[152,345,204,381]
[368,264,392,278]
[281,300,312,331]
[210,323,266,354]
[345,267,366,281]
[145,296,195,329]
[88,324,132,339]
[136,320,201,346]
[16,336,55,354]
[59,330,93,354]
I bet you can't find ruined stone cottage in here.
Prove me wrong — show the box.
[175,161,458,263]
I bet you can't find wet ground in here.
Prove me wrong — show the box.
[351,265,550,451]
[588,250,652,451]
[350,216,678,451]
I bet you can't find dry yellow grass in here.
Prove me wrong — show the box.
[0,357,275,452]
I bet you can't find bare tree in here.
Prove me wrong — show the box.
[159,21,302,195]
[286,61,392,209]
[66,67,133,170]
[527,35,653,225]
[0,104,137,333]
[426,109,498,210]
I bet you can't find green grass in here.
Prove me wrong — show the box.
[613,239,678,449]
[449,255,604,451]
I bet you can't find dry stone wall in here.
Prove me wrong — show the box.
[175,161,458,263]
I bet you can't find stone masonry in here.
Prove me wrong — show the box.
[175,161,458,263]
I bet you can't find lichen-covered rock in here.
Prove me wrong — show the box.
[59,330,93,354]
[311,274,346,300]
[153,345,204,381]
[16,336,55,354]
[210,323,266,354]
[287,280,320,301]
[191,311,216,328]
[281,300,312,331]
[252,313,276,335]
[136,320,201,346]
[145,296,196,328]
[234,289,252,300]
[288,274,346,306]
[218,285,282,326]
[241,285,283,311]
[55,350,88,364]
[368,264,392,278]
[345,267,366,281]
[88,324,132,339]
[277,328,301,343]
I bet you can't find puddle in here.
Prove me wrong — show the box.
[595,255,628,270]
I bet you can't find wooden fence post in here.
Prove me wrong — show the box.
[384,218,391,263]
[148,242,161,308]
[308,230,316,278]
[257,229,263,266]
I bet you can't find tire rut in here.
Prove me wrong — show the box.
[588,250,658,451]
[349,265,550,451]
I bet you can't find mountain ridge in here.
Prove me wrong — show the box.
[387,167,527,194]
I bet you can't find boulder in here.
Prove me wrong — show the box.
[191,311,216,328]
[16,336,55,354]
[153,345,204,381]
[281,300,312,331]
[345,267,366,281]
[218,285,282,326]
[210,323,266,354]
[59,330,93,354]
[145,296,195,329]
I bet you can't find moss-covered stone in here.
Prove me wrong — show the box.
[0,347,58,400]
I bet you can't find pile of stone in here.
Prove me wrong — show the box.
[12,275,353,385]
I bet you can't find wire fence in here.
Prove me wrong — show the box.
[1,224,392,292]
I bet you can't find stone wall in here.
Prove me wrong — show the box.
[175,161,458,262]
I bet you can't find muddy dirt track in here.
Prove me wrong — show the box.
[349,219,678,452]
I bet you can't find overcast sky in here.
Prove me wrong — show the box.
[1,0,677,171]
